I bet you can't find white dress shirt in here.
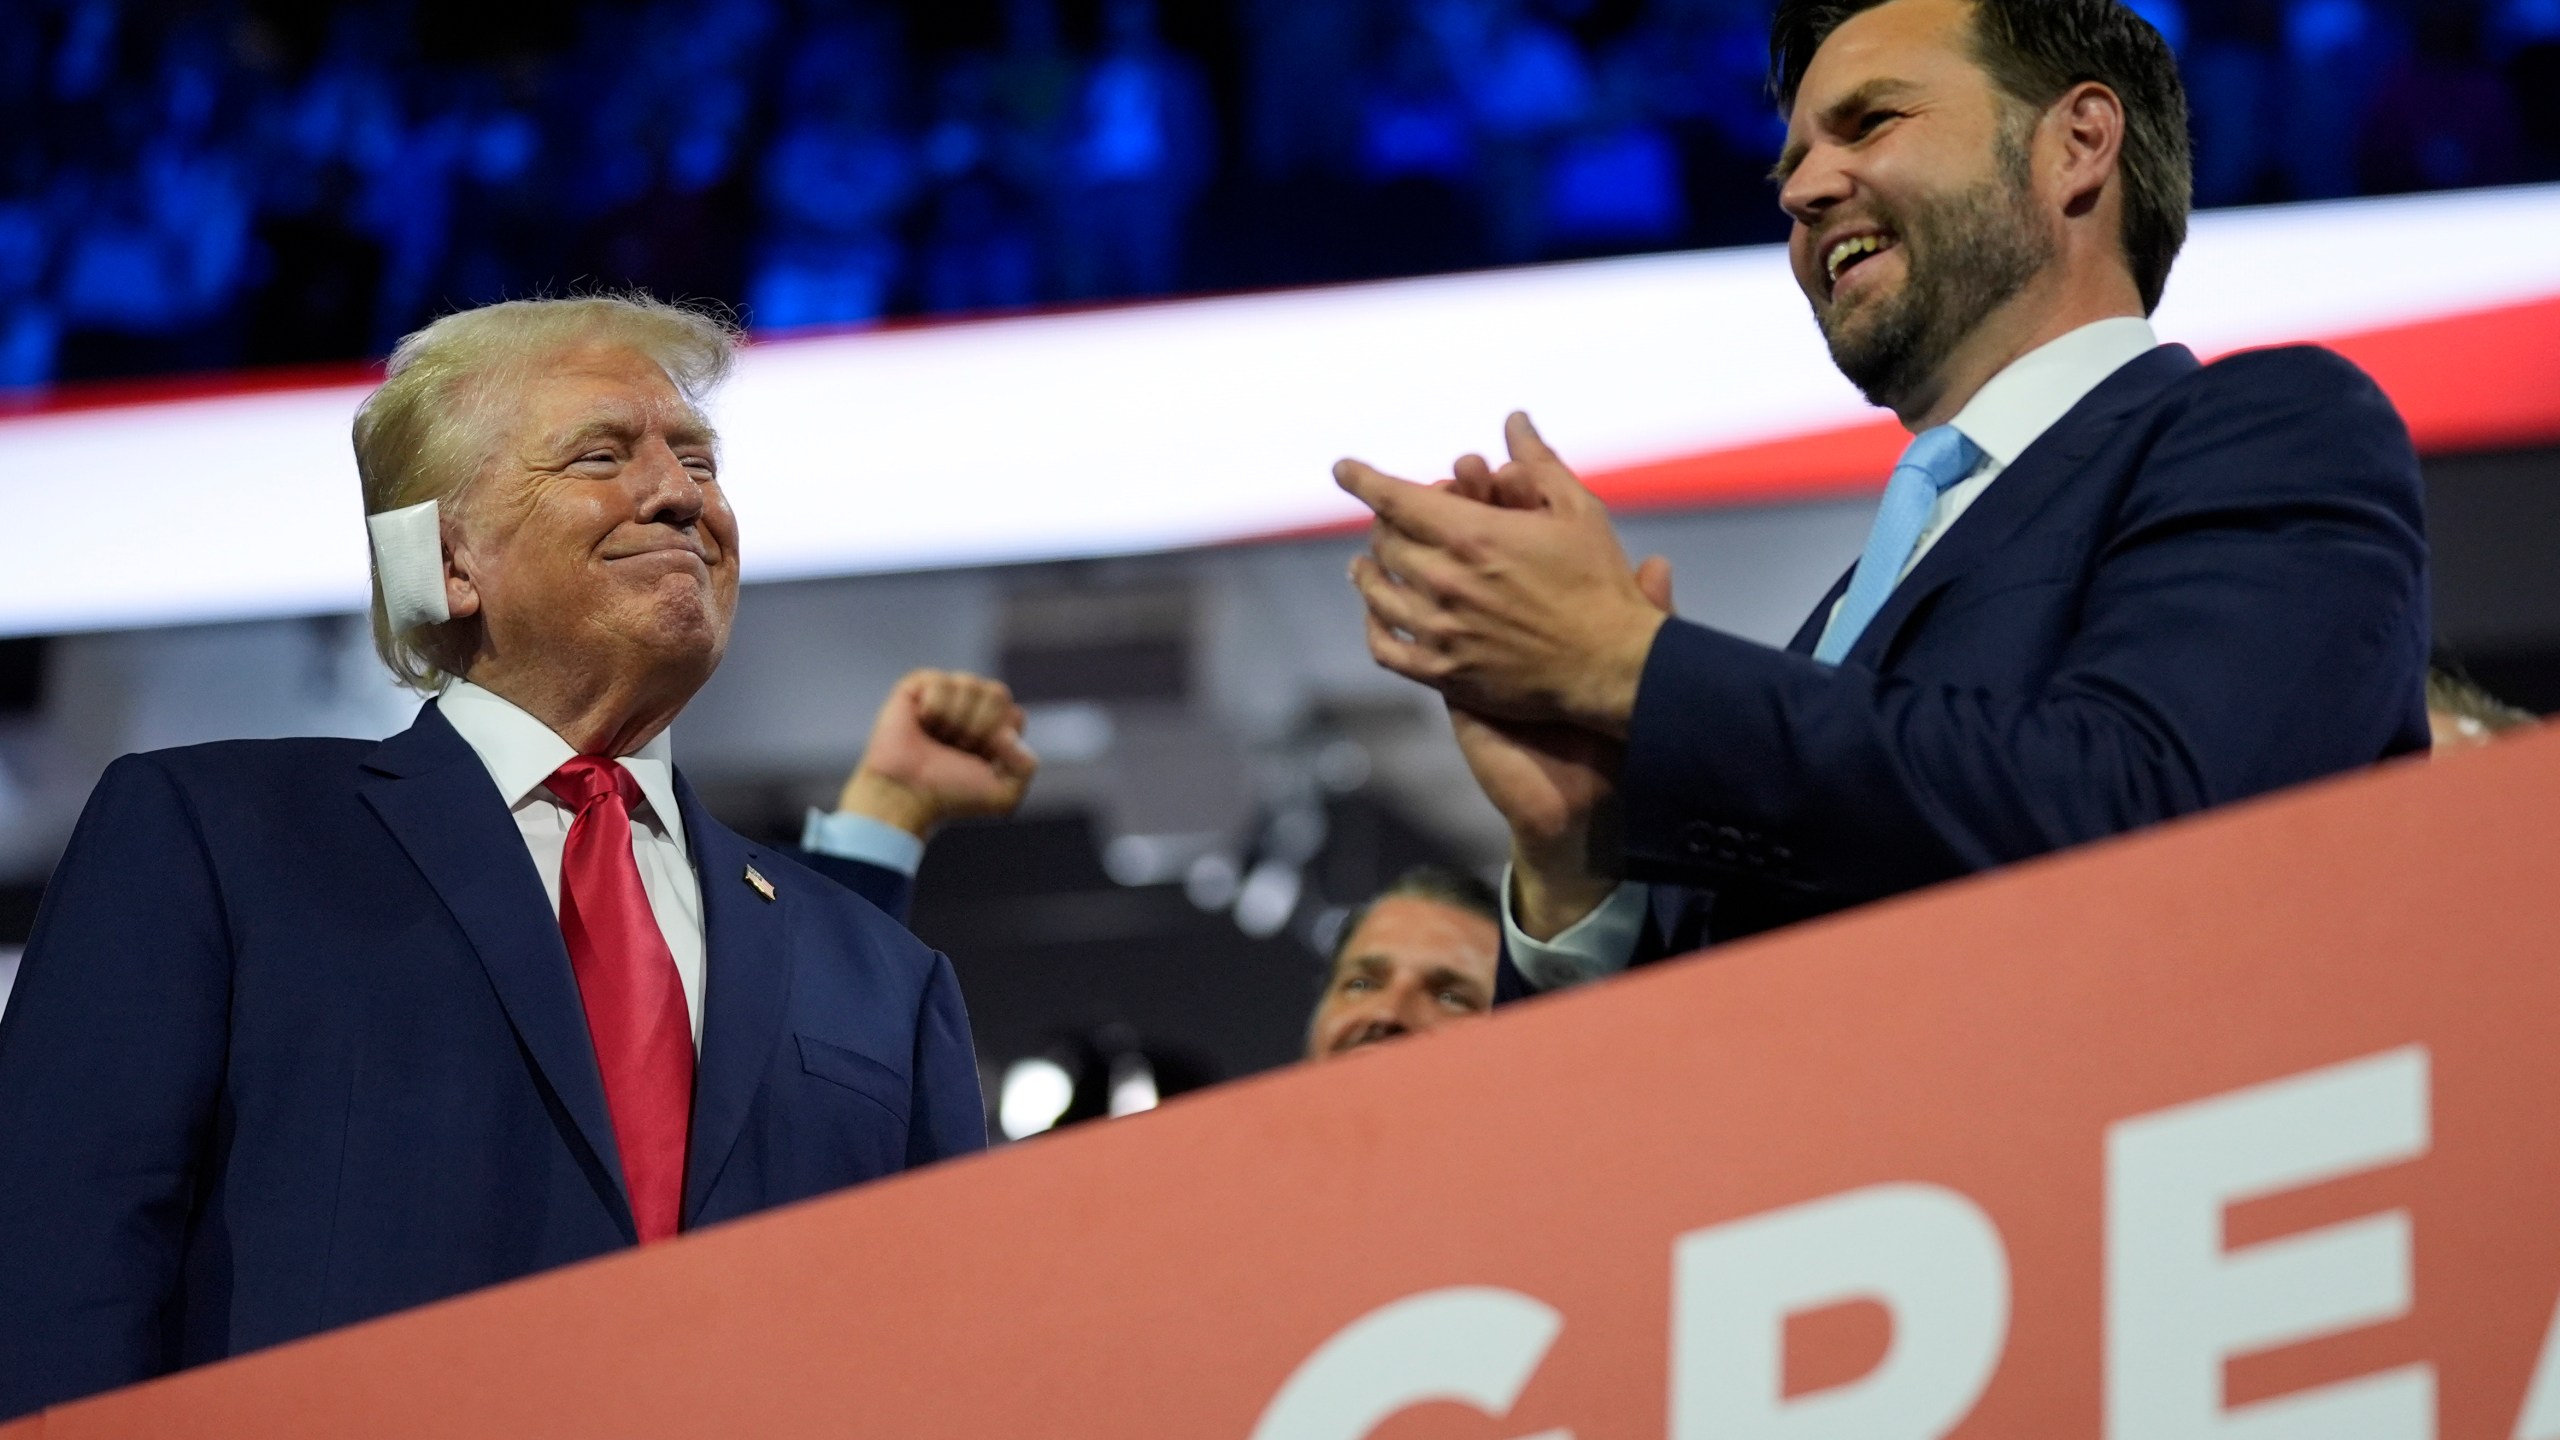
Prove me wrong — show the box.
[438,681,708,1049]
[1507,316,2163,992]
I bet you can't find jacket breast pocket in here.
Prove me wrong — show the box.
[795,1033,911,1126]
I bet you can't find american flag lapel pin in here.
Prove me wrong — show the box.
[744,864,777,902]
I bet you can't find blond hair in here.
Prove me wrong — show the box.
[352,293,742,691]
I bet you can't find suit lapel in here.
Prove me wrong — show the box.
[357,701,637,1242]
[1788,568,1856,656]
[678,779,795,1226]
[1842,345,2202,669]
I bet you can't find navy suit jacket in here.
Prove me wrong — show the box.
[0,703,984,1419]
[789,847,914,925]
[1500,344,2430,998]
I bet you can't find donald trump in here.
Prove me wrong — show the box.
[0,295,988,1417]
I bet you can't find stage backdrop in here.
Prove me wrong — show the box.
[11,729,2560,1439]
[7,183,2560,638]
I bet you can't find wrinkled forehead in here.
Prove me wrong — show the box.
[526,388,718,460]
[445,340,727,509]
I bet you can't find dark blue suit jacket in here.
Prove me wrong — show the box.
[1501,344,2430,997]
[789,848,914,926]
[0,703,984,1418]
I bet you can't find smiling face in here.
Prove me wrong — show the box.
[1776,0,2058,411]
[1307,895,1501,1061]
[448,341,739,711]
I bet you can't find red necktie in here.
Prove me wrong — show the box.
[546,757,693,1243]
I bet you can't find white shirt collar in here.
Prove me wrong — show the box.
[1947,316,2160,469]
[437,679,687,854]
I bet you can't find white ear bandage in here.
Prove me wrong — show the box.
[366,500,452,631]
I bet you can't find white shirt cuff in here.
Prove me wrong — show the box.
[800,809,925,877]
[1501,867,1648,993]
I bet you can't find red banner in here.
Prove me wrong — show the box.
[1582,293,2560,518]
[23,729,2560,1438]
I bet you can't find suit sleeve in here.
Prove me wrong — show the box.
[905,952,987,1165]
[783,847,916,926]
[1619,348,2430,904]
[0,756,231,1419]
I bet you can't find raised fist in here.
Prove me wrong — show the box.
[838,669,1039,839]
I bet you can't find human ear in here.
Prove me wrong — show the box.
[441,514,483,622]
[2052,81,2127,220]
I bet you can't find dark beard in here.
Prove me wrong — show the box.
[1820,141,2053,411]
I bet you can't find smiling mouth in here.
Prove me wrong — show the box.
[606,545,709,567]
[1824,231,1899,295]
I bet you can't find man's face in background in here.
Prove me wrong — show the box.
[1306,896,1500,1060]
[1779,0,2059,409]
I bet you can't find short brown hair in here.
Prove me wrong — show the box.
[350,293,740,691]
[1771,0,2193,314]
[1324,866,1500,979]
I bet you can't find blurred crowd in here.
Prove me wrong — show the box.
[5,0,2560,391]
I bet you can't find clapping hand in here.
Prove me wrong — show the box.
[1336,414,1679,936]
[1336,412,1668,737]
[1443,558,1674,938]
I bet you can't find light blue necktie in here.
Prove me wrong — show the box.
[1812,425,1985,665]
